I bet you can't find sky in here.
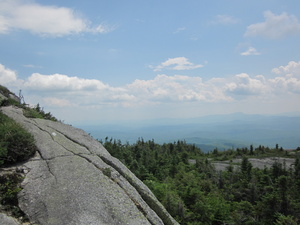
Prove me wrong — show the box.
[0,0,300,125]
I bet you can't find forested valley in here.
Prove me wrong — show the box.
[101,138,300,225]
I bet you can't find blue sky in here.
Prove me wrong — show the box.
[0,0,300,125]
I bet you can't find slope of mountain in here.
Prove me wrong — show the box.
[0,87,178,225]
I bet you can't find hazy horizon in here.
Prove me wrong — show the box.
[72,111,300,127]
[77,113,300,152]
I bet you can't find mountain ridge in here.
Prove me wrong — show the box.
[78,113,300,152]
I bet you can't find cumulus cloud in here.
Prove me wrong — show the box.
[225,73,269,95]
[240,47,261,56]
[224,62,300,96]
[270,61,300,94]
[269,76,300,94]
[127,74,232,103]
[0,0,115,36]
[24,73,109,91]
[21,70,299,108]
[272,61,300,77]
[0,64,17,84]
[19,72,133,107]
[1,61,300,109]
[245,11,300,39]
[150,57,203,72]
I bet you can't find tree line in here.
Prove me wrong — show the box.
[101,137,300,225]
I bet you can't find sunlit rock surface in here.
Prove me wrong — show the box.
[1,106,178,225]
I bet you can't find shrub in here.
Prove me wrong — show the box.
[0,112,37,166]
[0,85,11,98]
[0,85,22,107]
[0,98,21,107]
[23,103,57,121]
[0,173,22,206]
[22,107,44,119]
[0,173,28,220]
[103,168,112,178]
[0,85,57,121]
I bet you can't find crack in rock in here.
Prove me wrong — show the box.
[0,106,178,225]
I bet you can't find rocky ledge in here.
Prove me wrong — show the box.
[1,106,178,225]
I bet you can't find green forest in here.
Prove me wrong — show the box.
[101,138,300,225]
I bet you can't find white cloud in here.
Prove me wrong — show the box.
[225,73,270,96]
[1,61,300,114]
[150,57,203,72]
[211,15,239,25]
[270,76,300,94]
[270,61,300,94]
[19,72,133,107]
[0,64,17,84]
[8,71,230,106]
[0,15,9,33]
[0,0,115,36]
[127,74,231,103]
[272,61,300,78]
[223,62,300,96]
[240,47,261,56]
[245,11,300,39]
[24,73,108,91]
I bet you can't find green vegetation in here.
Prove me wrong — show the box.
[23,103,57,121]
[0,111,37,166]
[0,85,11,97]
[102,138,300,224]
[0,85,54,165]
[207,144,297,161]
[0,111,33,222]
[103,167,112,178]
[0,85,41,220]
[0,173,28,221]
[0,85,57,121]
[0,85,22,108]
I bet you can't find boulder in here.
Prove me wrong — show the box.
[1,106,178,225]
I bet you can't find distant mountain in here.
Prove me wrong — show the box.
[78,113,300,152]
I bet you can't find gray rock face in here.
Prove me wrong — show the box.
[1,106,178,225]
[0,213,22,225]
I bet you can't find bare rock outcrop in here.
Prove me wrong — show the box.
[0,213,22,225]
[1,106,178,225]
[213,157,295,171]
